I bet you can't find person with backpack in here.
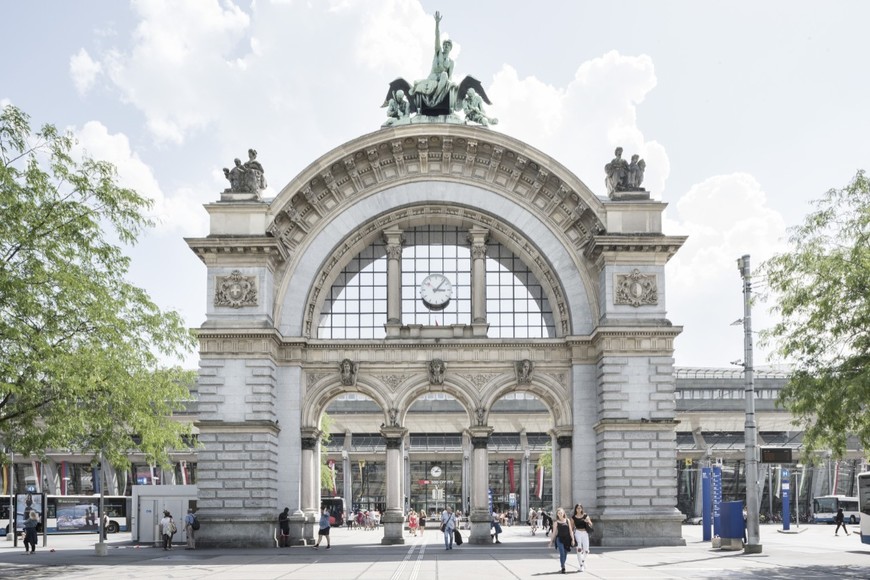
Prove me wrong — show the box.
[160,510,177,551]
[185,508,199,550]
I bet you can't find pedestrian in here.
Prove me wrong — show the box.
[834,507,851,536]
[408,509,418,537]
[529,508,538,535]
[101,512,109,540]
[548,507,576,574]
[491,511,503,543]
[185,508,197,550]
[22,510,39,554]
[278,507,290,547]
[542,510,553,535]
[160,510,176,551]
[419,510,427,533]
[314,506,331,549]
[440,505,457,550]
[571,504,593,572]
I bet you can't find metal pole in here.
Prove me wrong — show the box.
[738,255,762,553]
[96,451,107,556]
[8,451,15,548]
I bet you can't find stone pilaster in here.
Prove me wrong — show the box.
[380,427,407,545]
[468,427,493,544]
[383,228,404,337]
[556,432,573,510]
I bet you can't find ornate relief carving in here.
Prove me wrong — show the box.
[515,359,534,385]
[428,358,445,385]
[461,373,499,389]
[306,372,326,386]
[339,358,359,386]
[614,269,658,307]
[214,270,258,308]
[388,407,399,427]
[474,407,486,426]
[378,374,410,390]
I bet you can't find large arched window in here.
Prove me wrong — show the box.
[318,226,556,339]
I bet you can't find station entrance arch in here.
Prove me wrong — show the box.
[187,125,686,547]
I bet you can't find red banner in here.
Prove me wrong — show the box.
[535,465,544,499]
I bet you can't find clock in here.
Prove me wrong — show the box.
[430,466,443,478]
[419,274,453,310]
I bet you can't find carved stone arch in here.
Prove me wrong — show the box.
[393,377,478,427]
[479,372,571,426]
[283,202,596,340]
[301,378,390,429]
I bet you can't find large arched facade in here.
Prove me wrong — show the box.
[187,125,686,547]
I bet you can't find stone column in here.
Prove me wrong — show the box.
[557,433,573,510]
[520,431,530,517]
[380,426,407,545]
[468,426,493,544]
[467,228,489,337]
[299,428,320,545]
[384,228,403,338]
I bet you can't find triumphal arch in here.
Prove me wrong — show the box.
[186,15,686,548]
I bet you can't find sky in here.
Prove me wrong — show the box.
[2,0,868,370]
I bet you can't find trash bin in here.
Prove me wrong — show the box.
[718,501,744,550]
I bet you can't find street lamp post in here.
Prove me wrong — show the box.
[737,255,762,553]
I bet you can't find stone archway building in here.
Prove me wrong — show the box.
[186,125,686,547]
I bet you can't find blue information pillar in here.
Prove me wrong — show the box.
[702,466,712,541]
[781,468,791,531]
[712,465,722,537]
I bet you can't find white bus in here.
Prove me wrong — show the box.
[858,472,870,545]
[812,494,860,524]
[2,494,130,535]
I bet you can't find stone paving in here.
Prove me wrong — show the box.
[0,524,867,579]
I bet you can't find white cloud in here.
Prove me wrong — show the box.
[664,173,787,366]
[490,50,668,197]
[75,121,207,235]
[69,48,102,95]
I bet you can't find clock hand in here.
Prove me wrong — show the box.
[434,279,446,291]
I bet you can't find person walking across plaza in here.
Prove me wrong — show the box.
[314,506,331,549]
[184,508,197,550]
[440,506,457,550]
[22,510,39,554]
[160,510,176,551]
[834,507,851,536]
[548,507,575,574]
[571,504,593,572]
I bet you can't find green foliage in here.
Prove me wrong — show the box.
[0,104,197,468]
[759,170,870,459]
[320,412,336,491]
[536,443,553,472]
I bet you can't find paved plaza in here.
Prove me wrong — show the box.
[0,524,867,579]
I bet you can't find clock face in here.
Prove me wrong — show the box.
[430,466,443,477]
[420,274,453,310]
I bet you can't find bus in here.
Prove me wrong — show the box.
[858,472,870,545]
[2,495,131,535]
[322,497,346,527]
[812,494,860,524]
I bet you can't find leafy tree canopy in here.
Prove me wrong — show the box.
[760,170,870,460]
[0,104,197,468]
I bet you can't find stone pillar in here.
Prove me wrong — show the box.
[380,426,407,545]
[299,429,320,545]
[557,433,573,510]
[384,228,403,338]
[520,432,530,517]
[467,228,489,337]
[468,427,493,544]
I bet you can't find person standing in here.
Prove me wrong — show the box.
[529,508,538,535]
[548,508,576,574]
[22,510,39,554]
[834,507,851,536]
[160,510,176,551]
[278,507,290,547]
[408,509,418,537]
[490,511,503,544]
[314,506,331,549]
[440,506,456,550]
[571,504,593,572]
[184,508,197,550]
[419,510,427,533]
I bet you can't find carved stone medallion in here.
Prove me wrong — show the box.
[214,270,258,308]
[614,269,657,307]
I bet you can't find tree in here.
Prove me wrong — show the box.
[759,170,870,459]
[0,104,197,469]
[320,412,337,492]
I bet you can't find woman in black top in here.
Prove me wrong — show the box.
[548,507,575,574]
[571,504,593,572]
